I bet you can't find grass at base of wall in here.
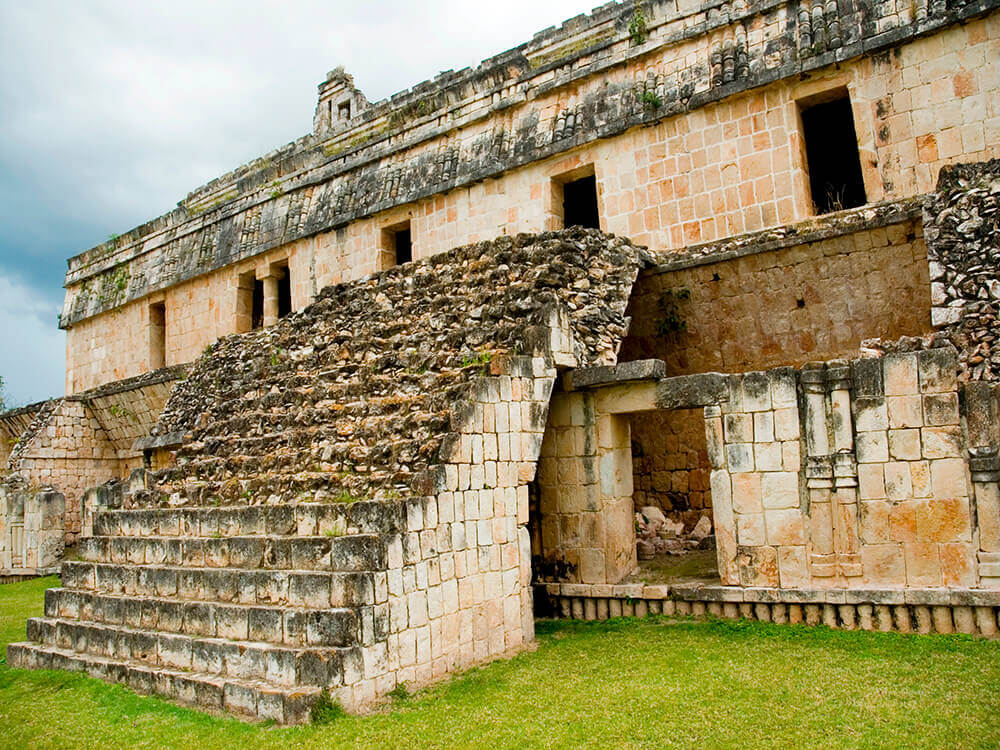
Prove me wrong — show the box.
[1,576,999,749]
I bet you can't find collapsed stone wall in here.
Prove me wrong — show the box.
[924,159,1000,380]
[150,229,648,505]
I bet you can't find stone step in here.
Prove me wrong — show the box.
[6,642,321,723]
[25,616,359,688]
[60,561,379,608]
[42,589,361,648]
[78,533,386,572]
[93,500,402,538]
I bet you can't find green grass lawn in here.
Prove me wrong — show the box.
[1,577,999,749]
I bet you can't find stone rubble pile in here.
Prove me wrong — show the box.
[634,505,713,560]
[924,159,1000,381]
[148,228,650,508]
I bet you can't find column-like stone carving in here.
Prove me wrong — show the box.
[802,363,835,580]
[262,274,280,328]
[966,383,1000,587]
[828,361,861,579]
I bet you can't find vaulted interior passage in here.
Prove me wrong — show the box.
[800,93,867,214]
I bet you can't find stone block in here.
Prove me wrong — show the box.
[764,509,805,546]
[761,472,799,509]
[887,396,922,428]
[921,426,963,459]
[922,393,960,426]
[884,462,913,501]
[856,431,889,463]
[737,514,765,546]
[889,501,917,543]
[904,542,942,586]
[915,498,971,542]
[773,408,800,441]
[754,443,782,472]
[883,353,918,396]
[939,543,977,587]
[888,429,921,461]
[777,546,809,587]
[732,473,762,514]
[858,464,886,500]
[741,372,772,412]
[855,401,888,433]
[736,545,779,587]
[930,458,968,499]
[859,501,891,544]
[753,412,775,443]
[724,414,753,443]
[917,348,958,394]
[726,443,754,473]
[781,441,800,472]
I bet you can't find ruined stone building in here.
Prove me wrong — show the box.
[5,0,1000,723]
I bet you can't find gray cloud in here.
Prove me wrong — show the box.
[0,0,594,404]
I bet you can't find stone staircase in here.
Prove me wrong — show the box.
[8,495,401,722]
[8,228,650,721]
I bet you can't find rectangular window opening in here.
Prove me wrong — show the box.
[338,100,352,121]
[148,302,166,370]
[561,173,601,229]
[800,92,867,214]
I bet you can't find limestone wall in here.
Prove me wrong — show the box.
[60,7,1000,393]
[621,205,932,374]
[537,346,1000,591]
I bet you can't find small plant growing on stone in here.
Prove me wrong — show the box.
[640,90,662,110]
[388,682,410,701]
[334,490,357,504]
[310,689,346,724]
[657,287,691,336]
[629,9,648,45]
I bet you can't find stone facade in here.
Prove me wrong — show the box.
[57,1,999,394]
[4,0,1000,727]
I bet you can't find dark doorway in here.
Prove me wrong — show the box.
[393,225,413,265]
[563,174,601,229]
[252,279,264,330]
[800,94,867,214]
[277,267,292,319]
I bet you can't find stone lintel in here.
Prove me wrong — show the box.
[655,373,729,411]
[132,430,187,453]
[565,359,666,390]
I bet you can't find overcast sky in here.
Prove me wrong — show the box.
[0,0,595,407]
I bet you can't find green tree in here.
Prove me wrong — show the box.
[0,375,6,412]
